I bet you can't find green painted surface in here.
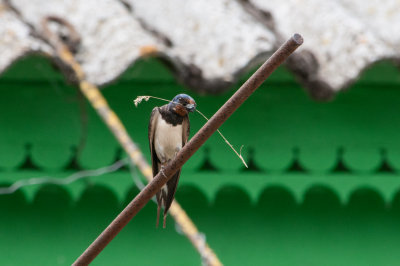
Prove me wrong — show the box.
[1,183,400,265]
[1,55,400,265]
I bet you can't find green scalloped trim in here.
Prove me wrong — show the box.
[1,56,400,176]
[1,170,400,207]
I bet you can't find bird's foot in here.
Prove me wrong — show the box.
[159,165,167,178]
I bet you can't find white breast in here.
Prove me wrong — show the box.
[154,118,183,163]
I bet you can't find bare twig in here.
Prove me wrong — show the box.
[195,109,247,167]
[73,33,303,265]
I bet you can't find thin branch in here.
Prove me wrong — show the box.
[41,16,223,266]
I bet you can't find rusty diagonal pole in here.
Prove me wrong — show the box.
[70,33,303,265]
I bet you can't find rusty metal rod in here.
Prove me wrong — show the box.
[73,33,303,265]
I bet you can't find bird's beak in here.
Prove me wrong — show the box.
[186,103,196,112]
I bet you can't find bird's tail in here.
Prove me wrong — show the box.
[156,204,161,228]
[163,212,167,228]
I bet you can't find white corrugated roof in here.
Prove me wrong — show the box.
[1,0,399,99]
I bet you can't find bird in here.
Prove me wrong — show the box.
[148,94,196,228]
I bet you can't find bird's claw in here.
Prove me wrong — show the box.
[159,165,167,178]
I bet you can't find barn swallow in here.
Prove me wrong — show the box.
[148,94,196,228]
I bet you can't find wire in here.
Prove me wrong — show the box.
[0,158,128,195]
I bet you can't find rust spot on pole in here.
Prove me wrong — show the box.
[73,34,303,265]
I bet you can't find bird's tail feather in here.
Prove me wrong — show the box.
[156,201,161,228]
[163,213,167,228]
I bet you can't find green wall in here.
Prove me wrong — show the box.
[1,55,400,265]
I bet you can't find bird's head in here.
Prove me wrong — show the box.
[169,94,197,116]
